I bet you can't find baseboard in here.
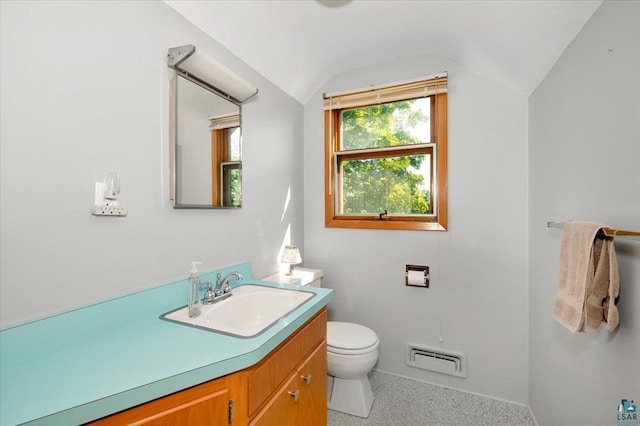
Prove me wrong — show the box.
[372,368,534,413]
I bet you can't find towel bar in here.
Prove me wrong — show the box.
[547,221,640,240]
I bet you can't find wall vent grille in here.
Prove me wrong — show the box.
[406,343,466,378]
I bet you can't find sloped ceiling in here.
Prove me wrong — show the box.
[165,0,602,104]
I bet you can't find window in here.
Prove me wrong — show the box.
[210,114,242,207]
[324,75,448,231]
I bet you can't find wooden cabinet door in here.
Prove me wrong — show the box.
[88,381,232,426]
[249,342,327,426]
[249,372,299,426]
[247,309,326,416]
[296,343,327,426]
[134,388,230,426]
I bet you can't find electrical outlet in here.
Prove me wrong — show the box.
[91,205,128,217]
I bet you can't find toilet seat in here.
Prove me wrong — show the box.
[327,321,379,355]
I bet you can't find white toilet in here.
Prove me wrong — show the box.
[263,267,380,418]
[326,321,379,417]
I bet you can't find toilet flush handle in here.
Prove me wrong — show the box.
[300,373,312,384]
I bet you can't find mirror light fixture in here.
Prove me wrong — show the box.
[167,44,258,104]
[281,245,302,275]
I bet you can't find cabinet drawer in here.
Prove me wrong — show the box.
[248,309,327,415]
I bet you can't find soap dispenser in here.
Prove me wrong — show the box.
[188,261,202,318]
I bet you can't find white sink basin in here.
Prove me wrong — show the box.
[161,284,315,337]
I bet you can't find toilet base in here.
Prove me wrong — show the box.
[327,374,374,418]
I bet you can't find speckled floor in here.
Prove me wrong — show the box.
[327,371,535,426]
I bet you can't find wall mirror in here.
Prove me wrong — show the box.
[168,44,257,209]
[172,74,242,208]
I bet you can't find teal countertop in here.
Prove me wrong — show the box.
[0,263,334,426]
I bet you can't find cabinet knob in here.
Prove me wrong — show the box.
[300,373,312,384]
[288,389,300,402]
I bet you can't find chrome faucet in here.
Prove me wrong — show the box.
[217,271,243,295]
[202,271,243,304]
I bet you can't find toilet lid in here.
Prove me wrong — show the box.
[327,321,378,352]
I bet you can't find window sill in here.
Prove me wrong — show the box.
[325,217,447,231]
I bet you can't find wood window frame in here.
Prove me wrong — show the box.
[211,128,229,205]
[324,88,447,231]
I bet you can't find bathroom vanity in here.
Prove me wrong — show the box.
[89,309,327,425]
[0,263,333,426]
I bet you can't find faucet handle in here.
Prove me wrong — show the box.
[213,273,224,296]
[201,281,216,305]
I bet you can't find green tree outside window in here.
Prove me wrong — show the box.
[341,99,432,215]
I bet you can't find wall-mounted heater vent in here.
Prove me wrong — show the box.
[406,343,466,378]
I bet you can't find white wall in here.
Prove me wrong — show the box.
[304,56,530,403]
[529,1,640,425]
[0,1,304,326]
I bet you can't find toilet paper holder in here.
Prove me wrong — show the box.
[405,264,429,288]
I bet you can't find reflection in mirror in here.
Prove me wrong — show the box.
[173,74,242,208]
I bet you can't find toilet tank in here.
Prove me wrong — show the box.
[294,267,323,287]
[262,267,323,287]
